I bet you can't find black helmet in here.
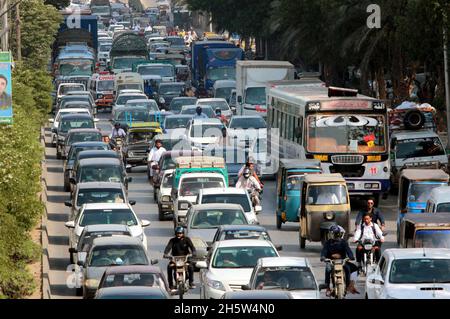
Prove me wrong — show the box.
[329,225,344,240]
[114,122,120,127]
[243,168,251,179]
[196,106,202,114]
[175,226,185,235]
[155,139,162,144]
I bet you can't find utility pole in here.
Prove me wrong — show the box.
[0,0,8,51]
[444,27,450,149]
[15,1,20,61]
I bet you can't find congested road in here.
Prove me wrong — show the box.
[43,113,400,299]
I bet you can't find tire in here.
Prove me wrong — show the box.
[276,214,282,229]
[178,282,184,300]
[299,236,306,249]
[336,282,345,299]
[404,110,425,130]
[64,177,70,192]
[158,206,164,221]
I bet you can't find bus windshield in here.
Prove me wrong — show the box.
[307,114,386,154]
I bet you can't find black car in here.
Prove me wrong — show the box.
[63,128,103,158]
[154,82,186,108]
[63,142,111,192]
[54,113,95,159]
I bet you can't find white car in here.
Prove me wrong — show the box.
[113,92,148,112]
[243,257,320,299]
[183,118,224,151]
[197,188,259,224]
[64,203,151,262]
[227,115,267,148]
[156,169,174,221]
[173,173,227,227]
[196,98,232,119]
[197,239,280,299]
[366,248,450,299]
[49,108,91,146]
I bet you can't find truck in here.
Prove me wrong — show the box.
[52,14,99,91]
[236,60,295,117]
[90,0,112,25]
[109,33,149,74]
[190,41,244,93]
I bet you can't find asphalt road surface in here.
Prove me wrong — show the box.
[43,112,399,299]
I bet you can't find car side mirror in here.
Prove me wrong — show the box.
[51,128,57,133]
[69,177,77,185]
[141,219,151,227]
[129,200,136,206]
[206,246,211,251]
[319,283,328,290]
[241,284,250,290]
[48,118,55,123]
[195,261,207,269]
[150,259,158,265]
[65,221,75,228]
[77,252,87,266]
[275,245,283,251]
[237,96,242,103]
[127,176,133,182]
[64,200,72,207]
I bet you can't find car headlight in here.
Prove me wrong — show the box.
[159,97,165,103]
[324,211,335,221]
[85,279,99,289]
[162,195,171,202]
[206,278,225,291]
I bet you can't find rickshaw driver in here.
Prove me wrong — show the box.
[320,225,359,296]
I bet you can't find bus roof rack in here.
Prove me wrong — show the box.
[328,86,358,97]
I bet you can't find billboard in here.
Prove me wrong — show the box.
[0,52,12,125]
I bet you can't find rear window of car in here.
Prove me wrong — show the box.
[201,194,251,212]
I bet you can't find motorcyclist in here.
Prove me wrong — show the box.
[236,168,262,208]
[163,226,196,289]
[215,108,228,125]
[109,123,126,149]
[238,157,263,188]
[353,212,384,266]
[147,139,167,183]
[193,106,208,119]
[320,225,359,296]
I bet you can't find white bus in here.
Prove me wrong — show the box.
[267,79,390,203]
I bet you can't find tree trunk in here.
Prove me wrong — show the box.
[15,3,21,61]
[376,68,386,99]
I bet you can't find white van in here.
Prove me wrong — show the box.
[426,186,450,213]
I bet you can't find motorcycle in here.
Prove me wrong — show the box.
[113,137,124,161]
[322,258,350,299]
[359,239,376,276]
[247,188,262,214]
[165,254,192,299]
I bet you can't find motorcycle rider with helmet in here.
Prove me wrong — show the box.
[163,226,196,289]
[235,167,262,208]
[320,225,359,296]
[109,122,126,149]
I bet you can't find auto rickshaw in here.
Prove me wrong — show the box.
[399,214,450,248]
[299,173,350,248]
[396,169,449,243]
[276,159,322,229]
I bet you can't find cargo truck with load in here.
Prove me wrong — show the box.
[236,61,295,117]
[109,33,149,74]
[191,41,244,94]
[90,0,112,25]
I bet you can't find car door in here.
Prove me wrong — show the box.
[367,255,387,299]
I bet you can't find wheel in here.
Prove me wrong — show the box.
[178,282,184,300]
[158,206,164,221]
[64,177,70,192]
[276,214,282,229]
[336,282,345,299]
[299,236,306,249]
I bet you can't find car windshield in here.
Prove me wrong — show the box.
[190,124,223,138]
[156,139,183,151]
[59,60,94,76]
[113,57,145,70]
[129,131,157,143]
[245,87,265,105]
[149,112,170,123]
[179,177,225,196]
[78,231,130,252]
[306,185,348,205]
[167,37,184,46]
[91,5,110,14]
[191,209,247,229]
[69,146,108,161]
[116,110,150,122]
[117,84,142,92]
[79,165,123,183]
[159,85,184,95]
[138,65,174,77]
[307,114,387,154]
[202,194,251,212]
[98,80,114,91]
[204,148,247,165]
[215,88,233,101]
[101,273,165,289]
[286,175,303,191]
[255,267,317,290]
[436,203,450,213]
[409,182,447,203]
[219,230,270,241]
[170,99,197,112]
[396,137,445,158]
[181,107,214,118]
[164,116,191,129]
[68,132,102,144]
[389,258,450,284]
[99,44,112,52]
[229,117,267,129]
[198,100,229,111]
[80,209,138,227]
[60,96,90,107]
[212,246,278,268]
[414,230,450,248]
[59,85,85,95]
[162,174,173,188]
[206,67,235,81]
[60,119,94,133]
[127,101,159,111]
[76,189,125,206]
[116,95,146,105]
[89,245,148,267]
